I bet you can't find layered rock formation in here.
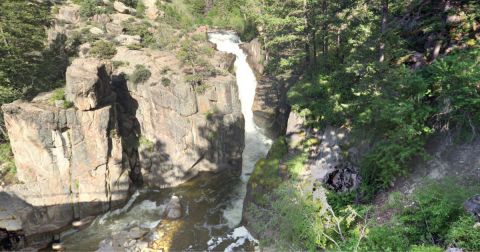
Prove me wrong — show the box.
[109,47,244,187]
[0,59,130,248]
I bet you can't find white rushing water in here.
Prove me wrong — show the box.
[208,32,273,228]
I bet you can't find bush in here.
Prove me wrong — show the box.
[161,77,171,87]
[131,65,151,84]
[135,1,146,18]
[360,179,480,251]
[113,61,128,69]
[127,44,143,50]
[446,215,480,251]
[90,40,117,59]
[79,0,97,17]
[0,143,16,177]
[139,135,154,151]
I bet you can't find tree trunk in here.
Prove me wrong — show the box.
[322,0,328,65]
[379,0,388,62]
[431,0,450,61]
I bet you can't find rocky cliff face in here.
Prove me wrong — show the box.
[0,59,130,247]
[108,46,244,187]
[0,45,243,248]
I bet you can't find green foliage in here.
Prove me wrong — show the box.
[156,0,255,39]
[0,143,16,176]
[249,137,287,204]
[409,245,444,252]
[161,77,171,87]
[139,135,154,151]
[79,0,98,18]
[127,43,143,50]
[49,87,65,102]
[0,0,51,93]
[360,179,480,251]
[90,40,117,59]
[135,1,146,18]
[205,107,219,121]
[113,60,128,69]
[446,215,480,251]
[131,65,151,84]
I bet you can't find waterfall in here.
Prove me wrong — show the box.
[208,32,273,228]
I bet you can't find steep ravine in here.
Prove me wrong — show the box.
[55,32,273,251]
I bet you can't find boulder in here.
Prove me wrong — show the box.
[92,14,111,25]
[113,1,135,14]
[106,23,124,35]
[464,195,480,220]
[65,58,113,111]
[285,112,304,149]
[89,27,105,35]
[57,5,80,24]
[115,34,142,46]
[164,196,182,219]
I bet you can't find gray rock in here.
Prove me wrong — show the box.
[106,23,124,35]
[65,58,113,111]
[464,195,480,220]
[92,14,111,25]
[115,34,141,46]
[113,1,135,14]
[89,27,105,35]
[57,5,80,24]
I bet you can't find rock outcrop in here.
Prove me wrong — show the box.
[65,58,114,111]
[0,58,130,245]
[110,46,244,187]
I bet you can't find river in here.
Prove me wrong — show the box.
[60,32,272,251]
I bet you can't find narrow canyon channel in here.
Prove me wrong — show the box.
[60,32,272,251]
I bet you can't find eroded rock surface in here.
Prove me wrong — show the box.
[111,47,244,187]
[1,61,130,239]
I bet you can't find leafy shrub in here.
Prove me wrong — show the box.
[135,1,146,18]
[361,179,480,251]
[113,61,128,69]
[161,77,171,87]
[49,87,65,103]
[79,0,97,17]
[139,135,154,151]
[90,40,117,59]
[0,143,16,177]
[446,215,480,251]
[131,65,151,84]
[127,44,143,50]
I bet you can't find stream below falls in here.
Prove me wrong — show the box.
[60,32,272,251]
